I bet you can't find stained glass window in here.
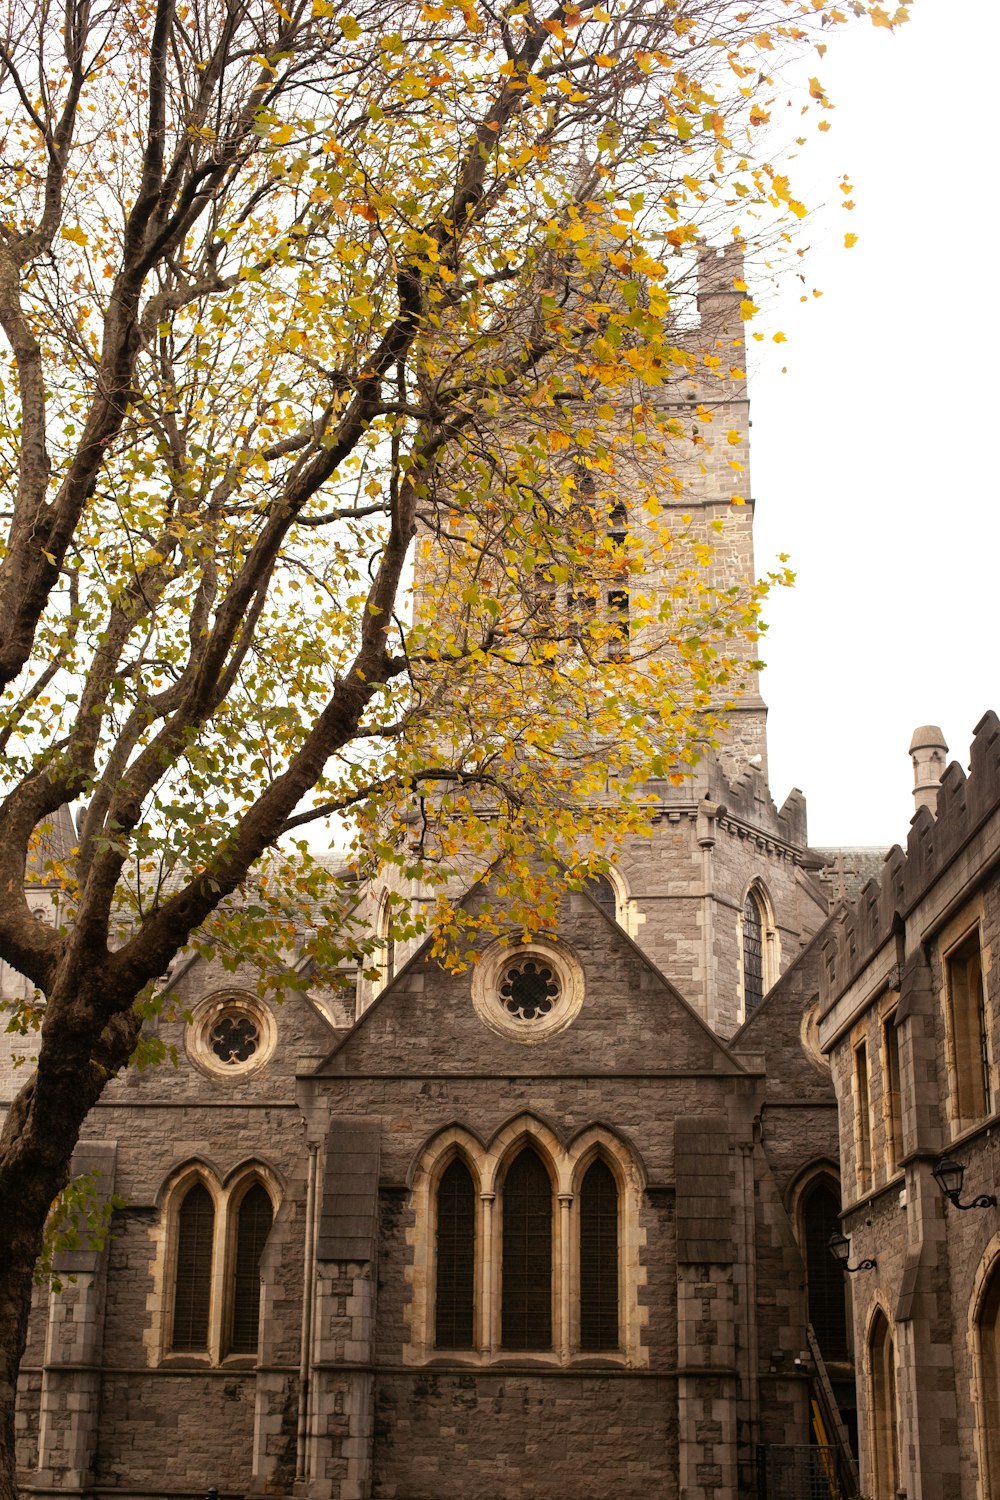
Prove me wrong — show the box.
[172,1183,214,1350]
[502,1148,552,1349]
[435,1158,476,1348]
[499,959,560,1022]
[743,890,764,1016]
[579,1159,619,1351]
[802,1181,848,1363]
[230,1184,273,1354]
[209,1013,259,1064]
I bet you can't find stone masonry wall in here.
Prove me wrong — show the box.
[371,1371,678,1500]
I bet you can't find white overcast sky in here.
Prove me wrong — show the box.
[744,0,998,848]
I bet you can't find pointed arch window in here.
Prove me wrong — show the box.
[741,882,779,1020]
[230,1183,274,1355]
[743,890,764,1016]
[163,1167,278,1363]
[411,1125,645,1365]
[584,874,618,925]
[801,1179,848,1363]
[172,1183,215,1351]
[435,1158,476,1349]
[502,1148,552,1350]
[374,893,396,996]
[579,1158,619,1351]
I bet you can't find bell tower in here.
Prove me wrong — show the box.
[380,245,825,1037]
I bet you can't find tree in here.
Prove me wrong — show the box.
[0,0,901,1489]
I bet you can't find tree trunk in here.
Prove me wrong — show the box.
[0,1176,52,1500]
[0,988,140,1499]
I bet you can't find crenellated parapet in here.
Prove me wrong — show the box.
[820,711,1000,1002]
[703,752,809,850]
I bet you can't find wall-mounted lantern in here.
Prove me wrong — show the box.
[932,1155,997,1211]
[828,1231,877,1273]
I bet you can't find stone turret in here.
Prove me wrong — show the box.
[909,725,948,815]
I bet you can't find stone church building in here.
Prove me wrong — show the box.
[5,246,982,1500]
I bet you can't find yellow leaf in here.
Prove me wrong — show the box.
[61,225,88,247]
[772,331,786,343]
[844,232,858,248]
[338,13,361,37]
[739,299,758,321]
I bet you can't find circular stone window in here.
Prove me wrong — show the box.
[185,992,277,1079]
[471,939,584,1043]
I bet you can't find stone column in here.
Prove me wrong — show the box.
[479,1192,496,1356]
[558,1194,573,1360]
[34,1142,117,1496]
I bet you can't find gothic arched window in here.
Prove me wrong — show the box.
[584,874,618,924]
[743,889,764,1017]
[435,1158,476,1349]
[163,1165,278,1363]
[172,1182,215,1351]
[229,1182,274,1355]
[579,1158,619,1351]
[501,1148,552,1350]
[801,1179,848,1363]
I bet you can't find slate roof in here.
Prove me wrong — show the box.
[811,847,890,906]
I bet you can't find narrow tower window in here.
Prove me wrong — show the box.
[742,890,764,1016]
[172,1182,215,1351]
[435,1158,476,1349]
[855,1042,872,1193]
[579,1158,619,1351]
[883,1012,904,1172]
[229,1183,273,1355]
[501,1148,552,1350]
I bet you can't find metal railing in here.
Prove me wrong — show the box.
[755,1443,853,1500]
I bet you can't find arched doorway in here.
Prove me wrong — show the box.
[868,1309,900,1500]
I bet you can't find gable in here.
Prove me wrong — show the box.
[315,885,746,1079]
[730,918,837,1097]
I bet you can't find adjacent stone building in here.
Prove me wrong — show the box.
[818,712,1000,1500]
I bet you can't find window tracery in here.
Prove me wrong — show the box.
[161,1164,279,1363]
[411,1119,645,1366]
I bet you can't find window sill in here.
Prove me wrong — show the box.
[157,1353,259,1370]
[417,1349,632,1370]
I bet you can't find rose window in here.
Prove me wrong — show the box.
[209,1014,260,1065]
[499,959,560,1022]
